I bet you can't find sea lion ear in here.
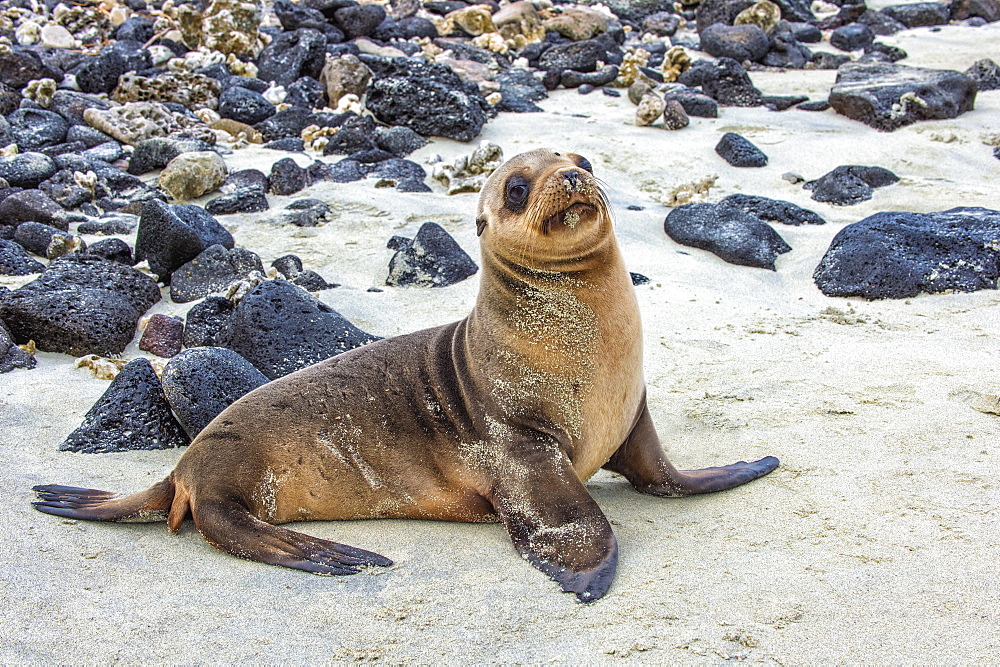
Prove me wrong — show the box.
[476,216,487,236]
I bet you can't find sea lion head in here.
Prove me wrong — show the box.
[476,149,613,271]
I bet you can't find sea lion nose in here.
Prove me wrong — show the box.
[562,169,583,191]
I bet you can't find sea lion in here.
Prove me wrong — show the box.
[33,149,778,602]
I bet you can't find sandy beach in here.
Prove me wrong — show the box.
[2,15,1000,662]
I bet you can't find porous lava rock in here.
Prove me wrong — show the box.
[60,358,190,453]
[218,279,379,379]
[135,200,235,283]
[664,203,792,270]
[814,207,1000,299]
[161,346,270,437]
[0,254,159,356]
[828,62,977,131]
[386,222,479,287]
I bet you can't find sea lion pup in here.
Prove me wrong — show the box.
[33,149,778,602]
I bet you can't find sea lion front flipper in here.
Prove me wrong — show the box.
[604,402,779,497]
[192,496,392,575]
[489,438,618,603]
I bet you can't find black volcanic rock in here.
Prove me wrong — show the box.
[60,358,190,453]
[386,222,478,287]
[828,61,977,131]
[161,346,270,438]
[664,203,792,270]
[804,165,899,205]
[135,200,235,283]
[0,254,160,356]
[814,207,1000,299]
[219,279,379,379]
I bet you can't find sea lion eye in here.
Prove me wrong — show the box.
[576,156,593,173]
[505,176,530,211]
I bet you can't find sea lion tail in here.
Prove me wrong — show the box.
[32,479,176,524]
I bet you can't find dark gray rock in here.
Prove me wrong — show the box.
[218,85,277,125]
[0,189,69,230]
[814,207,1000,299]
[135,200,235,283]
[715,132,768,167]
[720,194,826,225]
[789,22,823,42]
[763,94,810,110]
[169,245,265,303]
[828,61,977,131]
[269,157,310,196]
[219,279,379,379]
[128,138,215,175]
[664,88,719,117]
[183,296,235,348]
[643,12,681,36]
[60,358,189,453]
[75,45,151,95]
[0,254,160,356]
[0,239,46,275]
[77,214,138,236]
[965,58,1000,90]
[81,141,124,163]
[8,109,69,152]
[320,114,378,156]
[161,347,270,438]
[285,76,326,109]
[880,2,952,26]
[66,125,114,148]
[0,50,59,89]
[274,0,329,31]
[0,152,57,188]
[49,90,112,126]
[830,22,875,51]
[376,125,428,156]
[87,237,134,265]
[701,23,770,62]
[773,0,817,22]
[696,0,757,32]
[664,203,792,270]
[686,58,763,107]
[275,198,333,227]
[14,221,80,258]
[334,3,386,37]
[813,51,853,70]
[366,58,489,142]
[864,41,908,62]
[561,65,619,89]
[0,318,35,373]
[226,168,269,192]
[205,186,269,215]
[264,138,306,152]
[367,158,426,182]
[386,222,478,287]
[804,165,899,205]
[538,40,606,73]
[858,9,908,34]
[763,30,814,69]
[254,108,318,142]
[256,28,326,87]
[597,0,676,24]
[494,68,548,113]
[950,0,1000,21]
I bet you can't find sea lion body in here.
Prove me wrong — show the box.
[34,150,778,602]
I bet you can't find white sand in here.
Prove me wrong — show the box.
[2,22,999,662]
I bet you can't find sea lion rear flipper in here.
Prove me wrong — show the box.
[191,496,392,575]
[604,402,779,496]
[489,439,618,603]
[32,481,174,522]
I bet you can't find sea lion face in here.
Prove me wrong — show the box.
[476,149,612,269]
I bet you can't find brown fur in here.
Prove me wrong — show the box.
[33,150,778,602]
